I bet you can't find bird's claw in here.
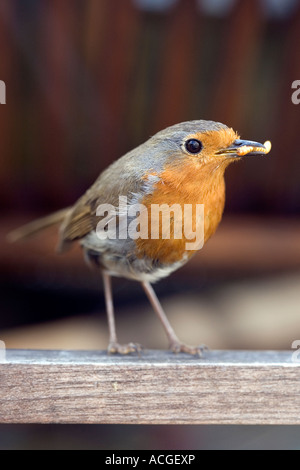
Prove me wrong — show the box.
[107,342,143,356]
[170,342,208,357]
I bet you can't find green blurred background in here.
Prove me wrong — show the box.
[0,0,300,450]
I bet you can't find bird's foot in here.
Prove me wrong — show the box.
[170,341,208,357]
[107,341,143,355]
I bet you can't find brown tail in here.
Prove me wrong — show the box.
[7,207,71,243]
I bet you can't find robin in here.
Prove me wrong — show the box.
[9,120,271,355]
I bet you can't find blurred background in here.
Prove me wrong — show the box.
[1,0,300,450]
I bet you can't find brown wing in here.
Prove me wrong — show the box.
[59,202,95,245]
[57,160,146,252]
[57,187,112,252]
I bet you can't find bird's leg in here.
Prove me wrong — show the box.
[141,281,206,356]
[102,271,142,355]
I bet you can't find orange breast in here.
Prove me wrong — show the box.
[135,160,226,264]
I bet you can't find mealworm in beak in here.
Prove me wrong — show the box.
[236,140,272,156]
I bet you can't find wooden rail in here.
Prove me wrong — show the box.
[0,350,299,425]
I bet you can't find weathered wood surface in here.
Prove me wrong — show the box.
[0,350,299,425]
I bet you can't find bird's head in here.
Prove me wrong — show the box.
[151,120,271,174]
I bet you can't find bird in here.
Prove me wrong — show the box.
[8,120,271,355]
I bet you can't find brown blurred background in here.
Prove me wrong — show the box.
[1,0,300,449]
[1,0,300,215]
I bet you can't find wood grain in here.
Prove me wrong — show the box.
[0,350,299,425]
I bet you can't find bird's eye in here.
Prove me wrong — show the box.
[185,139,203,154]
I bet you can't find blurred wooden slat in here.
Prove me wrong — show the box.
[152,0,200,132]
[210,0,265,129]
[90,0,141,176]
[126,12,164,143]
[37,0,78,206]
[84,0,109,65]
[267,4,300,212]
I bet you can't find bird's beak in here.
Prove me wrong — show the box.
[216,139,272,158]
